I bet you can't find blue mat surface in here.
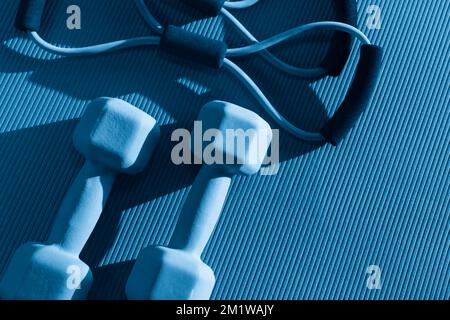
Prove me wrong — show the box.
[0,0,448,299]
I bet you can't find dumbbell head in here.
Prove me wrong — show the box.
[126,246,215,300]
[0,243,92,300]
[195,101,272,175]
[73,97,160,174]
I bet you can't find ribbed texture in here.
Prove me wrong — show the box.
[0,0,448,300]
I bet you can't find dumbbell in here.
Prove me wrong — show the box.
[0,98,160,300]
[126,100,272,300]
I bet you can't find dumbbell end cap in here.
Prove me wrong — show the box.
[73,98,160,174]
[196,101,273,176]
[126,246,215,300]
[0,243,92,300]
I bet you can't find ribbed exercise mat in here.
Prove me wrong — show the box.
[0,0,448,299]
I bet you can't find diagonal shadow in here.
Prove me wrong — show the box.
[0,0,352,298]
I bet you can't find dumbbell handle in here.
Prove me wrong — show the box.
[47,161,116,255]
[169,165,232,256]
